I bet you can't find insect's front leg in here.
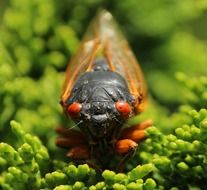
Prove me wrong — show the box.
[108,124,122,154]
[56,127,92,161]
[67,146,102,173]
[67,145,90,160]
[56,127,102,172]
[55,127,87,148]
[115,119,152,172]
[56,127,92,160]
[115,139,137,172]
[115,119,152,154]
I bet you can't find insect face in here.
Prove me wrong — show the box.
[66,87,133,138]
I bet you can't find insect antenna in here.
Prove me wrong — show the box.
[68,120,83,131]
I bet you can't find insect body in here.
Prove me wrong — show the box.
[56,10,152,171]
[67,58,134,139]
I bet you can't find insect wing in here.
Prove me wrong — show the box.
[61,31,98,104]
[61,10,147,112]
[98,11,147,112]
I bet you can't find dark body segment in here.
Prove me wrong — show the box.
[67,58,134,142]
[68,59,134,104]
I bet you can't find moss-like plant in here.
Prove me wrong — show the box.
[0,0,207,189]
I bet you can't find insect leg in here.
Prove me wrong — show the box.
[67,145,90,160]
[115,139,137,155]
[116,150,135,173]
[67,143,103,173]
[115,139,137,172]
[120,119,152,143]
[110,124,121,152]
[114,120,152,171]
[82,125,98,160]
[56,127,86,139]
[55,127,87,148]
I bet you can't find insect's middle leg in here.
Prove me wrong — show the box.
[115,119,152,154]
[119,119,153,143]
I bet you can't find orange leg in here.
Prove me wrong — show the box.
[56,127,94,168]
[67,145,90,160]
[56,127,87,139]
[56,127,91,161]
[115,139,137,155]
[56,127,87,148]
[120,119,153,143]
[115,120,152,172]
[115,139,137,172]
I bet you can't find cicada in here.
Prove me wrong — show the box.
[56,10,152,171]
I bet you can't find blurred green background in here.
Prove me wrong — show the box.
[1,0,207,189]
[0,0,207,162]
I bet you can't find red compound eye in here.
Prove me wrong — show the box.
[115,101,131,117]
[67,102,82,118]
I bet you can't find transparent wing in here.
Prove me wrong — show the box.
[61,10,147,112]
[61,37,99,103]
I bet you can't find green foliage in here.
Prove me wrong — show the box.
[0,120,156,189]
[0,121,50,190]
[141,109,207,189]
[0,0,207,189]
[176,73,207,109]
[2,107,207,189]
